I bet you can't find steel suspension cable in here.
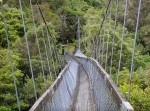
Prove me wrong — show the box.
[77,17,81,50]
[105,0,112,71]
[96,37,100,62]
[100,17,107,65]
[93,40,96,59]
[36,1,53,38]
[101,37,105,66]
[90,39,95,58]
[45,27,53,80]
[96,0,112,38]
[1,1,21,110]
[37,2,60,79]
[96,37,100,61]
[43,28,52,78]
[18,0,37,100]
[95,39,98,59]
[36,6,52,80]
[29,0,46,83]
[117,0,128,86]
[110,0,119,76]
[52,59,57,78]
[95,33,100,60]
[37,1,61,66]
[128,0,142,100]
[90,0,112,57]
[46,29,58,79]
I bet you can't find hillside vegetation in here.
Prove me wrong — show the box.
[0,0,150,111]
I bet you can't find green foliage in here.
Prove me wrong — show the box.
[0,5,23,48]
[0,49,25,111]
[0,0,149,110]
[0,3,55,110]
[50,0,65,10]
[119,63,150,110]
[84,0,106,8]
[120,83,150,111]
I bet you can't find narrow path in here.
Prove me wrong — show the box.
[72,67,96,111]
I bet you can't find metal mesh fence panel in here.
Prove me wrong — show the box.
[44,59,79,111]
[78,57,118,111]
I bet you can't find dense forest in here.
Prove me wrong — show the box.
[0,0,150,111]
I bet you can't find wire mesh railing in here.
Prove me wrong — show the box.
[30,55,79,111]
[30,52,134,111]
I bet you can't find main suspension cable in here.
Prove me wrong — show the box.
[90,0,112,57]
[96,0,112,38]
[29,0,46,83]
[37,1,60,62]
[36,5,52,80]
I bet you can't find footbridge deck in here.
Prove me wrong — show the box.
[30,51,134,111]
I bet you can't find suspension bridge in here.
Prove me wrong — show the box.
[0,0,142,110]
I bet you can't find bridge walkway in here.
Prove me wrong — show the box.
[72,66,96,111]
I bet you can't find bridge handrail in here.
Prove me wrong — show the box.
[29,63,70,111]
[30,53,134,111]
[75,55,134,111]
